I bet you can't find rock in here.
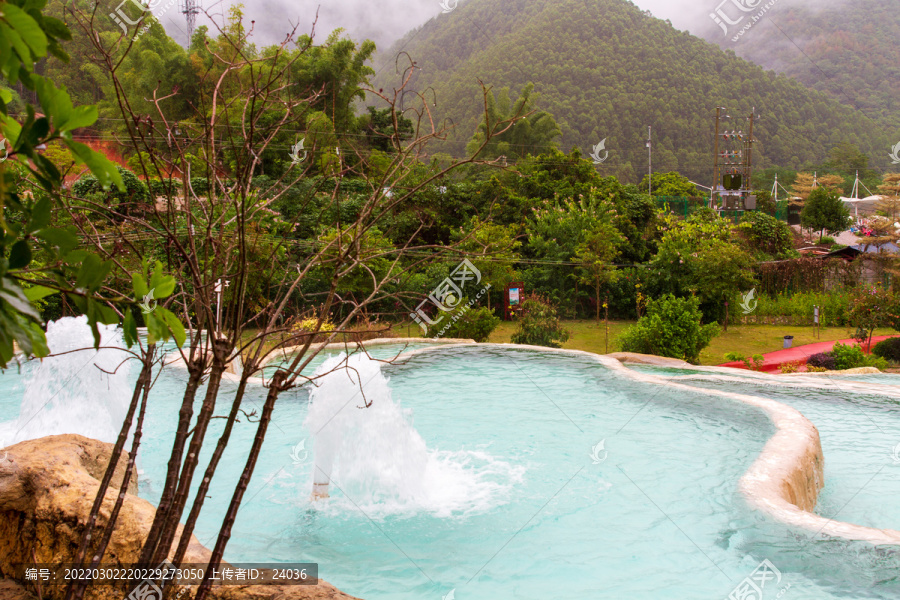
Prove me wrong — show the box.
[0,578,36,599]
[0,434,360,600]
[606,352,692,367]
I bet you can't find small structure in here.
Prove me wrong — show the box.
[504,282,524,321]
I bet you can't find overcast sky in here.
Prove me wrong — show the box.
[157,0,712,50]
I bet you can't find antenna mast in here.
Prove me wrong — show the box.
[181,0,200,41]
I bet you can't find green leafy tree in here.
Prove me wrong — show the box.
[619,294,720,363]
[639,171,698,197]
[526,195,620,316]
[847,285,899,349]
[466,82,561,160]
[801,187,852,241]
[362,106,414,153]
[510,293,570,348]
[649,214,755,322]
[453,217,521,311]
[0,0,125,367]
[739,211,796,259]
[574,225,623,321]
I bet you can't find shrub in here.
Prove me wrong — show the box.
[818,236,836,246]
[848,285,900,344]
[147,178,182,197]
[747,354,765,371]
[725,352,764,370]
[873,337,900,362]
[739,211,795,258]
[805,365,827,373]
[780,361,801,373]
[752,291,850,327]
[292,317,335,334]
[190,176,210,194]
[510,294,570,348]
[619,294,719,363]
[806,352,836,370]
[829,342,886,370]
[427,305,499,342]
[71,167,149,214]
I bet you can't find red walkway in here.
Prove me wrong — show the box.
[718,335,898,372]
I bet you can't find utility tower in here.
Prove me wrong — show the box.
[712,107,757,212]
[181,0,200,41]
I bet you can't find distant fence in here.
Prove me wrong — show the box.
[654,197,790,223]
[756,256,891,295]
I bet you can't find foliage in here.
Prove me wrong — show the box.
[466,82,561,160]
[751,291,850,326]
[872,337,900,362]
[639,171,698,197]
[753,189,777,215]
[800,187,852,241]
[526,192,623,317]
[739,211,796,259]
[427,305,499,342]
[0,0,125,367]
[706,1,900,132]
[618,294,719,363]
[291,318,335,334]
[779,361,801,374]
[648,213,754,321]
[847,285,899,346]
[72,167,149,213]
[807,352,836,370]
[362,106,414,153]
[724,352,764,370]
[452,218,521,311]
[791,173,845,203]
[829,342,888,370]
[127,151,161,178]
[510,294,570,348]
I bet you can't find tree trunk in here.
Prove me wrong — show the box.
[66,353,154,600]
[137,361,205,567]
[152,340,231,567]
[77,367,154,600]
[173,375,251,564]
[194,372,286,600]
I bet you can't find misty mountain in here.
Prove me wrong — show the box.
[373,0,894,184]
[695,0,899,129]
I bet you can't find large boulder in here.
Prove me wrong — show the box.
[0,434,359,600]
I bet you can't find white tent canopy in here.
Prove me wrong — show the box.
[839,195,884,204]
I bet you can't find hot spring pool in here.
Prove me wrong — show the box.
[2,334,900,599]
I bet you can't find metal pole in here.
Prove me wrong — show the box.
[647,126,652,195]
[746,108,755,200]
[215,279,222,338]
[713,108,721,210]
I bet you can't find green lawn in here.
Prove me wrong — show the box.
[408,319,897,366]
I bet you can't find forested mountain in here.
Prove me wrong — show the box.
[374,0,895,184]
[696,0,900,129]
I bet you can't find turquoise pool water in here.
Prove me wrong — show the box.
[2,346,900,599]
[258,341,442,380]
[671,371,900,531]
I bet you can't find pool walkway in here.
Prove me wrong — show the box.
[718,335,898,372]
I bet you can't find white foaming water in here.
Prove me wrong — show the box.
[304,353,521,516]
[7,316,132,446]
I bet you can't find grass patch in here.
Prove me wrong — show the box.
[402,319,897,365]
